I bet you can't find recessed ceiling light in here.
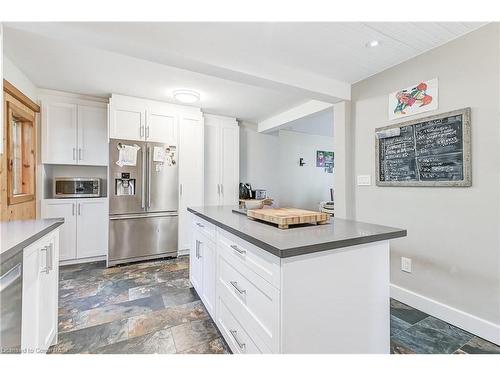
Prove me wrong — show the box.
[173,89,200,104]
[366,40,380,48]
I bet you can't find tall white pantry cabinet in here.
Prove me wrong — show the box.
[204,114,239,206]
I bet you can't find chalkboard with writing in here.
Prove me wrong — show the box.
[376,108,471,187]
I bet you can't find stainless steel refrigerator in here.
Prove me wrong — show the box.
[108,139,178,266]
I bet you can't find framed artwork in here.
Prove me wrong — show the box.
[388,78,438,120]
[317,151,334,168]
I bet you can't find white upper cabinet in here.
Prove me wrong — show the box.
[42,101,78,164]
[146,109,177,143]
[77,105,108,165]
[204,114,239,206]
[109,95,179,144]
[109,105,145,141]
[41,93,108,166]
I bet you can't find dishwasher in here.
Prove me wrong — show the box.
[0,250,23,354]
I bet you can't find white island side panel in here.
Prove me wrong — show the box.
[280,240,390,354]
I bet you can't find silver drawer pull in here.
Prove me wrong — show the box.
[229,329,246,350]
[196,222,205,228]
[230,244,246,255]
[40,246,50,274]
[195,240,202,259]
[230,281,246,295]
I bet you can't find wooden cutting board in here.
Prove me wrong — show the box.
[247,208,329,229]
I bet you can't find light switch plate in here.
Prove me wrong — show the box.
[401,257,412,273]
[357,175,371,186]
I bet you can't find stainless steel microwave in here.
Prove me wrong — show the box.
[54,177,101,198]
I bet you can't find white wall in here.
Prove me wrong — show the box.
[239,122,281,202]
[3,55,38,102]
[351,24,500,329]
[240,122,334,210]
[278,130,334,210]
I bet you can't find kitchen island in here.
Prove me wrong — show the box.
[187,206,406,354]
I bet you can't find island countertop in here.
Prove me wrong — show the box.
[188,206,406,258]
[0,218,64,261]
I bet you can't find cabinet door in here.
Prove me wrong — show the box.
[201,237,216,318]
[41,101,78,164]
[190,229,203,293]
[220,120,240,205]
[178,115,204,251]
[38,232,59,351]
[109,105,145,141]
[41,200,77,261]
[76,199,108,259]
[204,117,221,206]
[21,230,59,353]
[77,105,108,166]
[146,109,177,143]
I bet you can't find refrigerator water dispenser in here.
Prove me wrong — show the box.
[115,173,136,196]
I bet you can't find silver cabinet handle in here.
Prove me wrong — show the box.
[0,264,22,293]
[217,184,220,195]
[180,184,183,196]
[230,244,246,255]
[195,240,202,259]
[72,203,75,216]
[40,246,50,274]
[220,184,224,195]
[196,222,204,228]
[140,125,144,138]
[229,330,246,350]
[48,243,54,271]
[230,281,246,295]
[72,148,76,160]
[146,127,150,139]
[78,203,81,215]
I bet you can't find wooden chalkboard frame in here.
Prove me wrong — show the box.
[375,107,471,187]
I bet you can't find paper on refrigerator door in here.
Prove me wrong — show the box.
[116,144,140,167]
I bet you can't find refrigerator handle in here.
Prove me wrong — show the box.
[141,146,146,209]
[148,146,152,208]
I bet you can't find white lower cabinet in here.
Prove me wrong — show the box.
[190,213,390,354]
[190,215,279,353]
[22,228,60,353]
[41,198,108,262]
[190,217,216,318]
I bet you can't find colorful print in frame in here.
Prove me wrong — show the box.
[388,78,438,120]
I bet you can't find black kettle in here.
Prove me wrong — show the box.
[239,183,252,199]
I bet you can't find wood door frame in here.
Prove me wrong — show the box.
[6,100,36,205]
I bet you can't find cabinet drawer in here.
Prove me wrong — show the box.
[192,216,216,242]
[217,294,270,354]
[218,254,280,352]
[217,229,280,288]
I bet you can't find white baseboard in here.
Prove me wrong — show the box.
[390,284,500,346]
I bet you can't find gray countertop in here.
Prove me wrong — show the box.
[0,218,65,261]
[188,206,406,258]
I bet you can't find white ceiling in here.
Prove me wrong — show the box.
[3,22,486,122]
[281,109,334,137]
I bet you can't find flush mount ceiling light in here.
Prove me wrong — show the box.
[173,89,200,104]
[366,40,380,48]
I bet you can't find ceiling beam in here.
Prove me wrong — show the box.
[3,23,352,103]
[258,100,333,133]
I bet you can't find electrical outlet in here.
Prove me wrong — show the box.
[401,257,412,273]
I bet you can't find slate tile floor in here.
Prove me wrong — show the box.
[390,299,500,354]
[49,256,230,354]
[49,256,500,354]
